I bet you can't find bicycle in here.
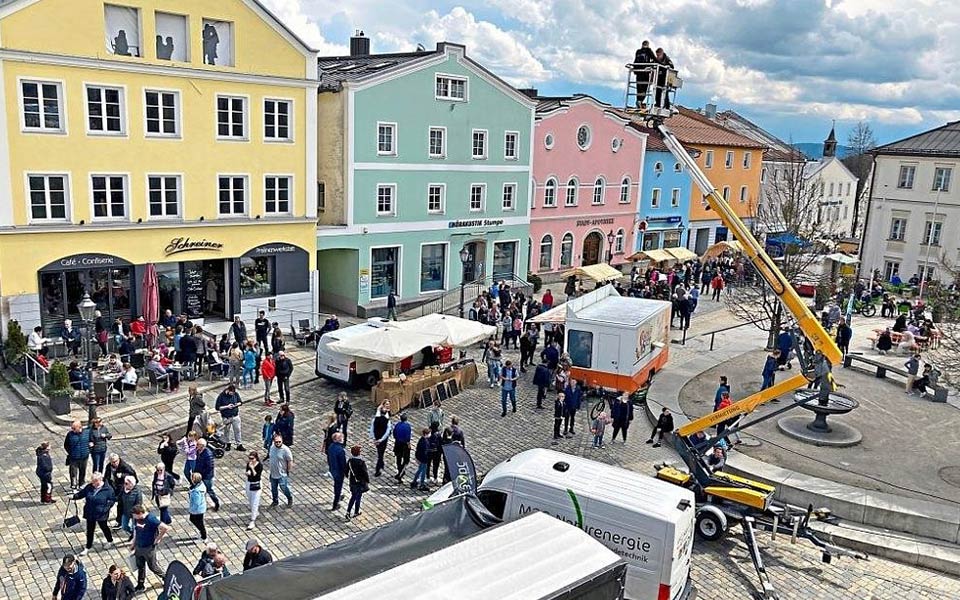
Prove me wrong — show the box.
[588,370,655,421]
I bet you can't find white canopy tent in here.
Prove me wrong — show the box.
[328,327,446,363]
[396,313,496,347]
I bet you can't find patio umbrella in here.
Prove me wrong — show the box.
[140,263,160,348]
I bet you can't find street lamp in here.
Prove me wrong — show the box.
[458,245,471,318]
[918,183,945,302]
[606,230,616,264]
[76,291,98,420]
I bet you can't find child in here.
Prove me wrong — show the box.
[591,411,611,449]
[35,442,54,504]
[262,415,274,451]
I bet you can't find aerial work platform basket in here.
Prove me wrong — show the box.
[624,61,682,121]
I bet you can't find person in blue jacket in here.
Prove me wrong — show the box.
[63,421,91,491]
[52,554,87,600]
[610,394,635,443]
[392,413,412,483]
[327,432,347,511]
[776,330,793,369]
[761,350,780,391]
[532,361,552,409]
[72,472,115,556]
[540,341,560,371]
[194,438,220,511]
[411,428,431,492]
[562,379,583,436]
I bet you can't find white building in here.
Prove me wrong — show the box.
[803,129,859,237]
[860,121,960,285]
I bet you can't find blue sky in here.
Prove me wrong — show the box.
[264,0,960,147]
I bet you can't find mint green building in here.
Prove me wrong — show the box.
[316,39,535,316]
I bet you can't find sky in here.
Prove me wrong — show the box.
[262,0,960,146]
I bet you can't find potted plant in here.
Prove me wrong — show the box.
[4,319,28,373]
[45,361,73,416]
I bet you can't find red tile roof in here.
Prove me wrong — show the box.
[668,107,767,149]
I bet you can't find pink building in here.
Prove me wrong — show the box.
[529,96,647,274]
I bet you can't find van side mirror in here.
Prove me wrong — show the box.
[677,499,691,511]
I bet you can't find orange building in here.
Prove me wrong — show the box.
[670,107,766,254]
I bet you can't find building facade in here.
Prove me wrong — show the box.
[529,96,645,273]
[316,40,534,316]
[0,0,319,335]
[860,121,960,285]
[634,126,692,251]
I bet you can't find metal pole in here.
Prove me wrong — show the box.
[918,186,943,301]
[458,281,465,319]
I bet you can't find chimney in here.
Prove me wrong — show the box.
[349,30,370,56]
[518,88,539,99]
[705,103,717,120]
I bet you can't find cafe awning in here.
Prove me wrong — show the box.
[560,263,624,283]
[528,303,567,324]
[824,252,860,266]
[702,240,744,260]
[664,247,698,262]
[626,249,674,263]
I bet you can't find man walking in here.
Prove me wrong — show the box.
[63,421,91,491]
[267,433,293,508]
[328,432,347,511]
[563,379,582,436]
[553,393,565,442]
[52,554,87,600]
[254,311,270,353]
[215,385,245,452]
[387,289,398,321]
[761,350,779,391]
[532,360,552,409]
[369,402,392,477]
[129,504,171,593]
[231,315,248,346]
[835,317,852,357]
[392,413,412,483]
[275,351,293,404]
[411,428,430,492]
[713,376,730,411]
[610,394,634,443]
[194,438,220,511]
[499,360,519,417]
[72,473,115,556]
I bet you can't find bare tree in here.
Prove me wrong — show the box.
[926,254,960,387]
[843,121,877,236]
[724,148,840,348]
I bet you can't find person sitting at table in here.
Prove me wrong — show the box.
[876,328,893,355]
[103,353,123,375]
[60,319,81,357]
[130,316,147,340]
[28,325,49,354]
[147,353,180,392]
[160,309,177,329]
[114,362,139,398]
[113,317,130,347]
[892,314,907,333]
[897,330,918,354]
[68,361,87,391]
[206,349,230,379]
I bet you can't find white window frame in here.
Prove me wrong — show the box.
[846,182,851,196]
[722,186,730,201]
[897,165,916,189]
[418,242,449,294]
[883,260,900,281]
[25,172,71,223]
[469,183,486,212]
[543,178,558,208]
[828,182,834,196]
[933,166,952,192]
[144,88,181,138]
[739,185,748,203]
[704,150,714,169]
[263,97,293,142]
[264,174,293,215]
[889,217,907,241]
[592,177,605,205]
[651,188,661,208]
[376,183,397,217]
[377,121,397,156]
[560,233,574,268]
[539,234,554,271]
[504,131,519,161]
[670,188,680,207]
[619,177,631,204]
[215,94,248,141]
[145,173,182,219]
[472,129,488,160]
[614,228,625,254]
[84,83,126,136]
[576,124,592,151]
[89,173,130,221]
[725,151,734,169]
[217,174,249,216]
[428,126,446,159]
[502,182,517,211]
[743,151,752,169]
[18,77,66,134]
[565,178,579,207]
[370,245,402,299]
[919,265,936,282]
[673,162,682,173]
[427,183,445,215]
[923,220,943,246]
[435,73,468,102]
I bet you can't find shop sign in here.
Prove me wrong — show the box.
[646,215,683,224]
[42,253,131,272]
[250,244,298,255]
[359,268,370,295]
[448,218,504,229]
[164,237,224,256]
[575,217,615,227]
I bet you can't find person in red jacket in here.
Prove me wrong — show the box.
[710,273,725,301]
[130,317,147,340]
[260,353,276,406]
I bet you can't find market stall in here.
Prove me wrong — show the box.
[560,263,625,283]
[372,360,479,413]
[664,246,698,262]
[396,313,496,347]
[626,248,676,265]
[701,240,744,260]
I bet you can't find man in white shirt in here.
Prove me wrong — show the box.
[28,325,48,352]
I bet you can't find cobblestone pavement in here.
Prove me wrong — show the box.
[3,303,960,599]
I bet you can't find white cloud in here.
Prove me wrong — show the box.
[260,0,346,54]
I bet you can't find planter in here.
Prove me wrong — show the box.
[48,393,72,416]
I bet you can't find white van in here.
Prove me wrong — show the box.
[314,318,423,388]
[425,449,696,600]
[313,512,629,600]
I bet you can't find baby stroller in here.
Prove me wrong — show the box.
[193,410,227,458]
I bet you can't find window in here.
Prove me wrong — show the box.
[472,129,487,159]
[201,19,234,67]
[376,184,396,216]
[843,206,848,220]
[565,178,578,206]
[147,175,180,218]
[923,221,943,246]
[614,228,625,253]
[674,162,682,173]
[568,330,594,368]
[539,235,553,271]
[544,133,555,149]
[477,489,507,520]
[155,12,188,62]
[492,241,517,279]
[264,99,291,141]
[371,247,400,299]
[919,265,936,282]
[576,124,592,150]
[502,183,516,211]
[85,85,124,134]
[104,4,141,57]
[560,233,573,268]
[27,174,68,222]
[739,186,748,203]
[725,151,734,169]
[469,184,486,212]
[654,161,664,173]
[933,167,952,192]
[435,74,467,101]
[846,182,851,196]
[20,80,63,132]
[427,184,445,214]
[592,178,605,205]
[544,179,557,207]
[883,260,900,282]
[239,256,274,298]
[504,131,519,160]
[818,181,825,196]
[889,217,907,241]
[428,127,445,158]
[898,165,916,189]
[722,186,730,201]
[619,177,631,204]
[651,188,661,208]
[317,181,325,212]
[420,244,446,293]
[377,122,396,155]
[264,176,291,214]
[704,150,714,169]
[642,232,660,250]
[671,188,680,207]
[663,230,681,248]
[828,182,834,196]
[761,167,767,183]
[216,95,247,139]
[144,90,179,136]
[91,175,127,219]
[743,152,752,169]
[218,176,247,215]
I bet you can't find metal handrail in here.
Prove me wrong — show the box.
[23,353,49,390]
[420,273,533,316]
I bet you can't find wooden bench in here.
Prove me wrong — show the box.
[843,354,948,403]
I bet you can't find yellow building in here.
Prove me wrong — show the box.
[0,0,318,335]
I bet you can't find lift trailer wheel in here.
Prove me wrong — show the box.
[696,507,727,541]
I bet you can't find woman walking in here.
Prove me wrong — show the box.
[228,342,243,386]
[245,451,263,530]
[150,463,175,525]
[242,342,257,389]
[156,433,179,482]
[177,431,199,481]
[100,564,135,600]
[345,445,369,519]
[186,387,205,435]
[89,417,112,474]
[187,473,207,542]
[260,352,276,406]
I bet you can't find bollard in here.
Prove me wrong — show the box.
[771,515,778,541]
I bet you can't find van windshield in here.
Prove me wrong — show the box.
[477,489,507,519]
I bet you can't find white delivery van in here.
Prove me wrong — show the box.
[314,318,423,388]
[313,512,629,600]
[425,449,696,600]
